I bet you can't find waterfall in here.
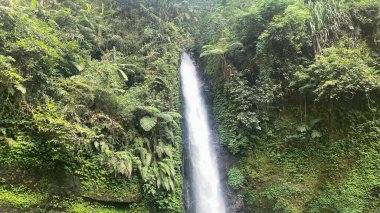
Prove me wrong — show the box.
[181,53,226,213]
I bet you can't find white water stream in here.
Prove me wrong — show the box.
[180,53,226,213]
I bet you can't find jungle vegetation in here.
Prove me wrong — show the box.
[0,0,379,212]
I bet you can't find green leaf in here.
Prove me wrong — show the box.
[30,0,37,9]
[117,69,128,82]
[94,141,99,150]
[72,62,85,72]
[311,130,322,139]
[158,113,173,122]
[14,84,26,94]
[5,137,16,146]
[310,118,322,127]
[167,111,182,120]
[0,128,6,135]
[138,106,161,115]
[140,116,157,131]
[297,125,308,133]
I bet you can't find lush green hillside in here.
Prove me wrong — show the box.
[190,0,380,212]
[0,0,379,212]
[0,0,191,212]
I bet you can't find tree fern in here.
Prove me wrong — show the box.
[150,159,176,191]
[163,145,173,159]
[162,177,170,191]
[109,156,118,177]
[138,106,161,115]
[166,111,182,120]
[200,37,242,79]
[106,151,138,178]
[200,38,242,58]
[159,112,182,124]
[133,137,145,148]
[169,179,175,192]
[164,125,176,144]
[140,116,157,131]
[100,141,106,152]
[137,147,152,167]
[152,164,161,188]
[160,159,175,178]
[155,142,165,159]
[158,113,173,122]
[140,166,149,180]
[158,161,171,176]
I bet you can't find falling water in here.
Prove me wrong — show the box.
[181,53,226,213]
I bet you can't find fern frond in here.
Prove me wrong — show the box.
[163,177,170,191]
[166,111,182,120]
[158,113,173,122]
[138,106,161,115]
[155,142,165,159]
[140,116,157,131]
[169,179,175,191]
[164,145,173,159]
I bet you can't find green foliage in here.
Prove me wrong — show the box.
[0,136,52,169]
[153,187,184,213]
[109,151,137,178]
[146,158,176,192]
[70,202,120,213]
[263,181,303,213]
[257,2,311,59]
[228,167,245,190]
[80,173,142,203]
[286,118,323,143]
[235,0,293,45]
[0,0,186,211]
[256,1,312,85]
[0,55,24,91]
[193,0,380,212]
[140,116,158,132]
[0,186,46,210]
[200,38,242,59]
[200,37,243,79]
[293,41,380,101]
[346,0,380,8]
[0,184,148,212]
[69,200,149,213]
[0,5,84,79]
[1,0,379,212]
[307,0,352,53]
[235,114,380,212]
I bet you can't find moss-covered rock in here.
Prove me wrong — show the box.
[80,177,142,203]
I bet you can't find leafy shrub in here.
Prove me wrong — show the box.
[286,118,323,143]
[0,55,24,93]
[293,41,380,101]
[228,167,245,190]
[257,2,312,68]
[0,186,46,210]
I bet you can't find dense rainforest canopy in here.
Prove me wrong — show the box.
[0,0,379,212]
